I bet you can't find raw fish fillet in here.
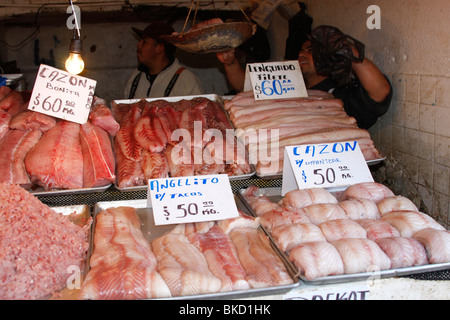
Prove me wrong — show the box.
[260,207,311,231]
[229,227,293,288]
[79,207,171,299]
[217,209,260,234]
[381,211,445,237]
[272,223,326,252]
[154,101,182,143]
[356,219,400,241]
[134,106,168,153]
[179,102,208,150]
[165,143,195,177]
[331,238,391,274]
[319,219,367,242]
[112,99,146,124]
[0,90,23,112]
[80,122,115,188]
[88,104,120,136]
[151,227,222,297]
[0,85,12,101]
[0,110,11,141]
[10,111,57,133]
[340,182,395,203]
[289,241,344,281]
[115,105,142,161]
[302,203,348,225]
[184,221,215,236]
[339,198,381,220]
[281,188,337,209]
[242,185,280,216]
[377,196,418,216]
[25,121,83,190]
[188,225,250,292]
[376,237,428,268]
[0,129,42,188]
[413,228,450,264]
[141,150,169,180]
[114,139,146,188]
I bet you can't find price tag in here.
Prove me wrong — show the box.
[283,283,371,300]
[29,64,97,124]
[282,141,374,195]
[147,174,239,226]
[243,60,308,100]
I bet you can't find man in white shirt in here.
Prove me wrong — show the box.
[124,21,203,99]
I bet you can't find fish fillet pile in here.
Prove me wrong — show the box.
[242,182,450,281]
[224,90,383,176]
[0,90,118,190]
[79,207,293,299]
[112,97,252,188]
[0,182,91,299]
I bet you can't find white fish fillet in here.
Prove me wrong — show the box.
[151,227,221,297]
[281,188,337,209]
[229,227,293,288]
[356,219,401,241]
[259,207,311,231]
[217,209,260,234]
[381,211,445,237]
[339,198,381,220]
[302,203,348,225]
[319,219,367,242]
[413,228,450,264]
[377,196,419,216]
[340,182,395,203]
[242,185,280,216]
[331,238,391,274]
[272,223,326,252]
[376,237,428,269]
[289,241,345,281]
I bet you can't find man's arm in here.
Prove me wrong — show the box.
[216,50,246,93]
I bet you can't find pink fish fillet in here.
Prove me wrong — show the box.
[153,101,182,143]
[302,203,348,225]
[0,110,12,141]
[281,188,338,209]
[260,207,312,231]
[242,185,281,216]
[134,106,168,153]
[80,122,116,188]
[151,227,222,297]
[10,111,57,132]
[88,104,120,136]
[289,241,345,281]
[188,225,250,292]
[141,149,169,180]
[114,139,145,188]
[340,182,395,203]
[413,228,450,264]
[376,237,428,269]
[25,121,83,190]
[0,129,42,188]
[0,90,24,112]
[272,223,326,252]
[356,219,400,241]
[165,143,195,177]
[377,196,419,216]
[79,207,171,299]
[115,105,142,161]
[331,238,391,274]
[339,198,381,220]
[229,227,293,288]
[216,209,260,234]
[381,210,445,237]
[319,219,368,242]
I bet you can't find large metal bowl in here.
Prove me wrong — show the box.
[162,21,257,54]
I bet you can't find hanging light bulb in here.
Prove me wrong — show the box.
[65,37,84,74]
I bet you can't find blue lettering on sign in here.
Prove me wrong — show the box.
[292,141,358,158]
[149,177,220,193]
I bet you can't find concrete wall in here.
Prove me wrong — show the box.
[301,0,450,227]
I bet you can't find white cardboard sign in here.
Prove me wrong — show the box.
[29,64,96,124]
[147,174,239,226]
[282,141,374,195]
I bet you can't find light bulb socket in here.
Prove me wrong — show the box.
[69,38,82,54]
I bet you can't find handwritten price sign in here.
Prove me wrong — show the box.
[243,60,308,100]
[147,174,239,226]
[29,64,97,124]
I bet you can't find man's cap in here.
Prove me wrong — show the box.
[132,21,175,41]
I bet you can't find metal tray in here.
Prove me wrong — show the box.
[30,184,112,196]
[237,186,450,285]
[112,94,256,192]
[90,197,300,300]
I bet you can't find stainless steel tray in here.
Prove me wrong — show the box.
[30,184,112,196]
[237,186,450,285]
[112,94,256,192]
[90,197,300,300]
